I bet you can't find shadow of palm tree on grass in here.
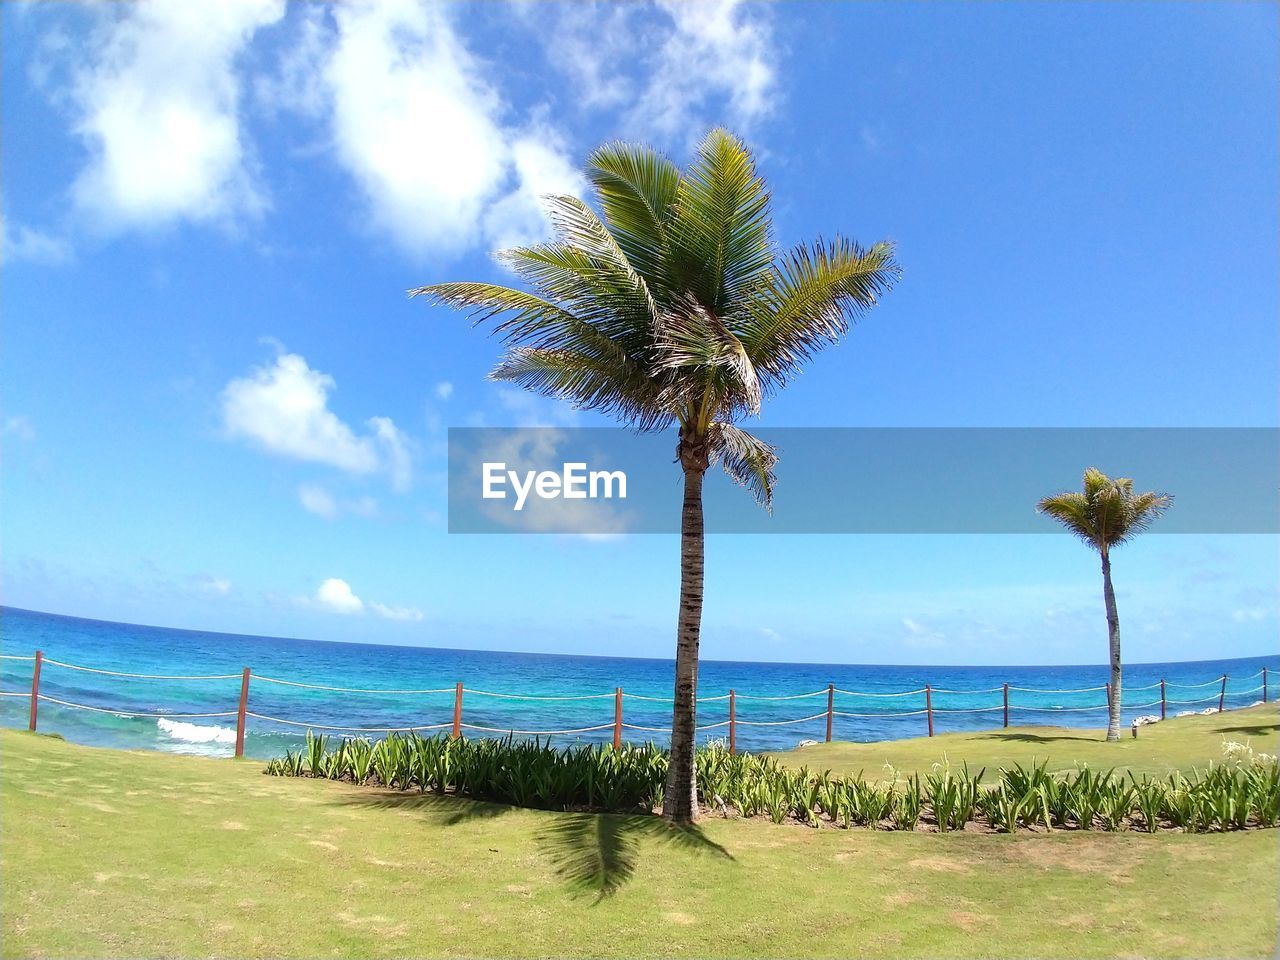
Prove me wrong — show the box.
[1215,724,1278,737]
[328,787,514,827]
[537,813,732,902]
[325,788,733,899]
[977,742,1100,747]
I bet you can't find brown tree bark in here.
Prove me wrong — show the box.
[663,460,705,823]
[1101,550,1122,742]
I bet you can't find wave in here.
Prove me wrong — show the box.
[156,717,237,745]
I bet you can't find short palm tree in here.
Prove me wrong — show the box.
[413,129,898,822]
[1037,468,1172,742]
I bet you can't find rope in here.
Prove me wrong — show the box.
[1229,684,1265,696]
[930,705,1006,714]
[0,654,35,661]
[736,689,828,701]
[1009,703,1107,713]
[1006,684,1107,694]
[1164,677,1226,689]
[929,686,1003,695]
[1164,695,1221,705]
[1238,668,1277,680]
[36,695,238,719]
[621,722,671,732]
[696,720,732,730]
[621,693,671,702]
[41,659,240,681]
[1125,682,1163,691]
[734,712,829,727]
[459,722,615,735]
[461,688,613,701]
[833,687,926,698]
[833,709,929,718]
[254,676,454,695]
[244,712,452,733]
[0,691,31,697]
[1123,700,1165,710]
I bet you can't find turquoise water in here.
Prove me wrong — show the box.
[1,607,1274,759]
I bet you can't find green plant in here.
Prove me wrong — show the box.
[1037,469,1172,741]
[925,760,984,833]
[1130,775,1166,833]
[891,774,923,831]
[415,129,899,822]
[263,730,1280,836]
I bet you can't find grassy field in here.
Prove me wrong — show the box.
[2,708,1278,959]
[774,702,1279,780]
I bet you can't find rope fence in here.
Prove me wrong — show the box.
[1,650,1275,757]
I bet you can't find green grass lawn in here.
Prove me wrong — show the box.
[773,703,1279,780]
[3,709,1278,959]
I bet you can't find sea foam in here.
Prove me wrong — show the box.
[156,717,237,745]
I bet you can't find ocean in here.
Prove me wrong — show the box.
[1,606,1274,759]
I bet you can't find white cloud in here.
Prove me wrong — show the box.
[271,0,580,257]
[307,577,422,621]
[370,601,425,622]
[541,2,636,111]
[298,483,339,519]
[634,0,776,143]
[900,616,947,649]
[1232,607,1271,623]
[2,415,37,442]
[66,0,285,230]
[314,577,365,614]
[494,387,579,428]
[192,572,232,596]
[482,127,586,251]
[526,0,776,146]
[1,219,72,266]
[369,416,412,492]
[298,483,380,519]
[221,349,411,488]
[434,381,454,400]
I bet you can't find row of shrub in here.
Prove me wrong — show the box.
[264,732,1279,833]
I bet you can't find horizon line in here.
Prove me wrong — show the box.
[1,605,1274,674]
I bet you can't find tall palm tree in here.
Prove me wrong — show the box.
[1037,468,1172,742]
[413,129,898,822]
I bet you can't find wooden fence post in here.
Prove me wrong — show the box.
[826,683,834,743]
[1264,667,1269,704]
[28,650,42,732]
[613,687,623,749]
[728,689,736,755]
[452,682,463,739]
[1160,679,1166,720]
[925,684,934,737]
[1218,674,1227,713]
[234,667,250,758]
[1002,683,1009,729]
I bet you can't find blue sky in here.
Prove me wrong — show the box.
[2,0,1276,665]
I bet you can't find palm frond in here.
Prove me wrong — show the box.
[652,296,762,420]
[585,141,681,285]
[417,129,898,512]
[710,422,778,509]
[667,128,774,316]
[491,347,673,432]
[1038,468,1172,549]
[738,237,899,391]
[1036,492,1099,546]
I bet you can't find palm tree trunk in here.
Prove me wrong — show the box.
[663,463,705,823]
[1101,551,1122,742]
